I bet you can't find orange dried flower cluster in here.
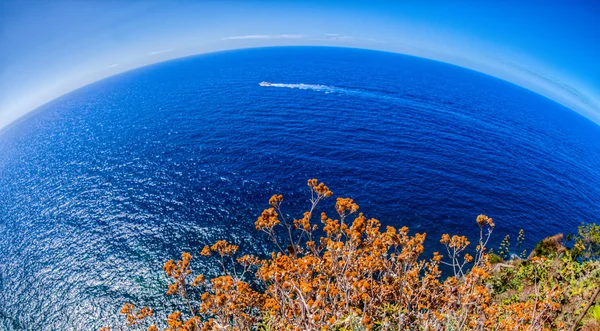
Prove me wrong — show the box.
[335,197,359,219]
[203,240,239,257]
[164,252,193,296]
[110,179,568,331]
[307,178,333,198]
[118,303,156,330]
[162,252,201,330]
[254,207,280,231]
[164,311,199,331]
[269,194,283,207]
[198,275,265,330]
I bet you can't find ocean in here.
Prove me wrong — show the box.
[1,46,599,329]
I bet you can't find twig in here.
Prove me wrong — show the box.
[571,286,600,331]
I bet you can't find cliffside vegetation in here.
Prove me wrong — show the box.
[101,179,600,331]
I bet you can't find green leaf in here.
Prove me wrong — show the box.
[592,305,600,321]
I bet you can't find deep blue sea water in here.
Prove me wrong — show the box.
[1,47,600,330]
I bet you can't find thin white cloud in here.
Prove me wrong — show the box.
[323,34,385,44]
[148,48,174,55]
[222,33,384,44]
[108,63,119,68]
[222,34,305,40]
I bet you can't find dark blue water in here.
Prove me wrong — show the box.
[1,47,599,330]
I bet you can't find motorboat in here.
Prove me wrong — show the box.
[259,81,272,86]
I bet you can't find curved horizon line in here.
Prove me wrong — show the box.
[2,45,598,133]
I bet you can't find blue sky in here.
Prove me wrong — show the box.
[1,0,599,128]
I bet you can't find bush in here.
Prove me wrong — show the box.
[104,179,599,331]
[571,223,600,260]
[532,233,565,258]
[488,253,504,264]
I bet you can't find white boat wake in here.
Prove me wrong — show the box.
[258,81,428,109]
[259,81,340,93]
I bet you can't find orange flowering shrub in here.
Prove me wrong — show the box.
[109,179,571,330]
[108,303,156,331]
